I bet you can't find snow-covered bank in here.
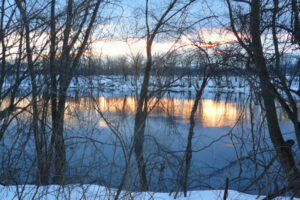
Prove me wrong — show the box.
[3,75,251,97]
[5,74,300,100]
[0,185,296,200]
[66,75,251,100]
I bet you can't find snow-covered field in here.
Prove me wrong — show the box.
[3,75,251,97]
[0,185,295,200]
[4,74,299,100]
[68,75,250,95]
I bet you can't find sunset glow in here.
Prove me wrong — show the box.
[90,28,237,57]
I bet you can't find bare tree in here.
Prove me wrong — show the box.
[15,0,53,184]
[0,0,25,141]
[48,0,104,184]
[133,0,197,190]
[226,0,300,196]
[182,46,214,196]
[14,0,106,184]
[0,0,32,183]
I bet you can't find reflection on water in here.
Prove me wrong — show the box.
[2,95,289,128]
[200,100,240,127]
[65,97,244,128]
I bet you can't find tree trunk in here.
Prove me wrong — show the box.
[133,48,152,191]
[133,110,148,191]
[250,0,300,196]
[52,83,68,184]
[183,78,207,197]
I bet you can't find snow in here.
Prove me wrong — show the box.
[3,75,252,95]
[0,185,296,200]
[4,74,300,101]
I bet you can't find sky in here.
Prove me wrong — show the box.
[87,0,236,57]
[3,0,298,60]
[89,0,299,59]
[90,28,237,57]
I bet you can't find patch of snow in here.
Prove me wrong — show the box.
[0,185,296,200]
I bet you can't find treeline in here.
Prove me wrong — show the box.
[2,58,297,77]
